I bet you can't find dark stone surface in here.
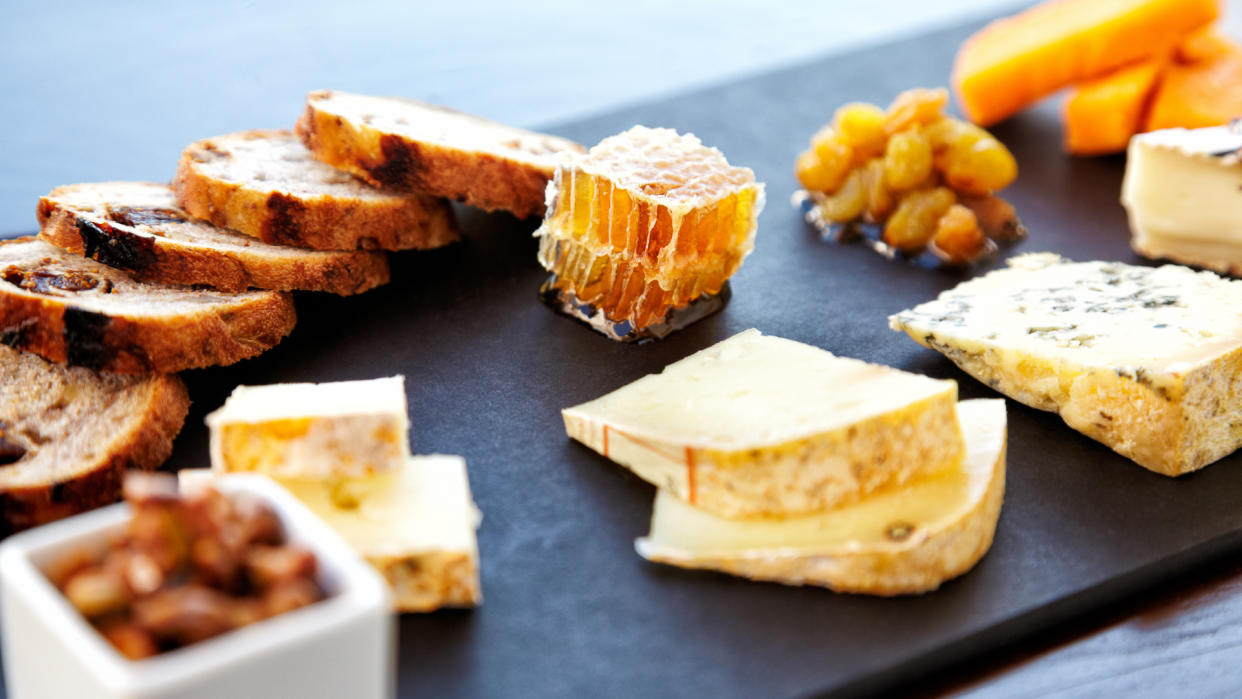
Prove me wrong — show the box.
[6,18,1242,699]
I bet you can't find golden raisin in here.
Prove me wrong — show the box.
[883,187,955,252]
[817,168,867,222]
[941,138,1018,195]
[960,194,1024,241]
[795,152,834,192]
[833,103,887,159]
[924,117,991,153]
[883,130,933,192]
[861,157,895,222]
[884,88,948,135]
[932,204,986,262]
[810,130,854,190]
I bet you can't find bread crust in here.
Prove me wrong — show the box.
[296,90,585,219]
[37,183,391,295]
[173,130,458,251]
[1,237,296,373]
[0,349,190,536]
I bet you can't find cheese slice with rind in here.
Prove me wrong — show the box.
[562,329,964,518]
[182,455,481,613]
[635,399,1005,595]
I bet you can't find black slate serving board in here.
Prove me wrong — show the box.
[7,20,1242,699]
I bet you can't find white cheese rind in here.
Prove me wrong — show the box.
[1122,126,1242,274]
[181,455,482,613]
[562,329,964,518]
[890,254,1242,475]
[205,376,410,478]
[636,399,1006,595]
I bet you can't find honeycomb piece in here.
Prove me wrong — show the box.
[536,126,764,336]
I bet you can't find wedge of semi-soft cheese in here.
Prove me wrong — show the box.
[182,455,482,613]
[1121,125,1242,274]
[891,253,1242,476]
[562,329,965,518]
[206,376,410,478]
[637,399,1006,595]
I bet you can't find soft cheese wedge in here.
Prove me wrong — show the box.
[637,399,1005,595]
[891,253,1242,475]
[206,376,409,478]
[182,455,482,613]
[1122,125,1242,274]
[562,329,964,518]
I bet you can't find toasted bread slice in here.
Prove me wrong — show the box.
[637,399,1006,595]
[38,182,389,295]
[297,89,586,218]
[0,237,295,373]
[173,129,458,251]
[0,345,190,536]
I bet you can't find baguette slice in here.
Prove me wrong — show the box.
[38,182,389,295]
[0,345,190,536]
[0,237,295,373]
[636,399,1006,596]
[563,329,964,518]
[297,89,586,218]
[173,129,458,251]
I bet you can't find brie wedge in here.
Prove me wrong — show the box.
[563,329,964,518]
[206,376,409,478]
[891,253,1242,475]
[182,455,482,613]
[1122,125,1242,274]
[637,399,1005,595]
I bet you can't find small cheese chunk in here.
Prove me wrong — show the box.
[1122,125,1242,274]
[891,254,1242,475]
[637,399,1005,595]
[206,376,409,478]
[181,455,482,613]
[562,329,964,518]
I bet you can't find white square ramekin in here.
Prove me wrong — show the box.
[0,472,394,699]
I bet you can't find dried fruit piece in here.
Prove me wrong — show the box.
[883,187,956,252]
[883,130,934,191]
[932,205,987,262]
[817,169,867,222]
[884,88,949,135]
[834,103,888,158]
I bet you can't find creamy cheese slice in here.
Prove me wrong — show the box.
[181,455,482,613]
[563,329,964,518]
[1122,125,1242,274]
[206,376,410,478]
[891,254,1242,475]
[636,399,1005,595]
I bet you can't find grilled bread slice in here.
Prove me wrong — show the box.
[0,237,295,373]
[173,129,458,251]
[38,182,389,295]
[0,345,190,536]
[296,89,585,219]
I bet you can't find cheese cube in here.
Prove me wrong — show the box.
[206,376,409,478]
[891,253,1242,475]
[181,455,482,613]
[562,329,964,518]
[637,399,1006,595]
[1122,125,1242,274]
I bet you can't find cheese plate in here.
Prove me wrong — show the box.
[7,18,1242,699]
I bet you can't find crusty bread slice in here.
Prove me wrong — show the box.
[296,89,586,219]
[38,182,390,295]
[0,344,190,536]
[173,129,458,251]
[0,237,295,373]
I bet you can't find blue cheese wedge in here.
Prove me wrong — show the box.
[636,399,1005,595]
[890,253,1242,475]
[206,376,409,478]
[1122,125,1242,274]
[562,329,964,518]
[182,455,481,613]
